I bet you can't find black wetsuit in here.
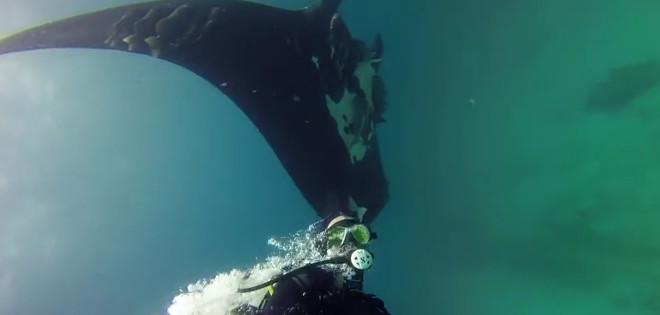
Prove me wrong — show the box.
[238,267,390,315]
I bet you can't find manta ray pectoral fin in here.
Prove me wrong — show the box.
[0,0,302,57]
[0,0,390,223]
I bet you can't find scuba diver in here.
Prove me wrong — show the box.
[231,212,389,315]
[0,0,391,313]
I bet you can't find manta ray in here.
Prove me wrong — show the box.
[0,0,389,223]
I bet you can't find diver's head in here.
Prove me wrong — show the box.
[323,214,375,253]
[322,213,377,286]
[237,214,376,294]
[320,212,377,290]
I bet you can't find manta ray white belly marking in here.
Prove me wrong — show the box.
[326,59,379,164]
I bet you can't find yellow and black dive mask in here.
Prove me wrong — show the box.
[325,223,373,249]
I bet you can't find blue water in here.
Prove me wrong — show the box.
[2,0,660,314]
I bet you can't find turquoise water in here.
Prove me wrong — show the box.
[2,0,660,314]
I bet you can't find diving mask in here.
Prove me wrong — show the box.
[326,223,372,248]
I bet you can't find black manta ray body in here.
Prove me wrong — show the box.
[0,0,389,223]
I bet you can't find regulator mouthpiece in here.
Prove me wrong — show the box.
[350,248,373,270]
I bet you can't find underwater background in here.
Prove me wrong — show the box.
[2,0,660,314]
